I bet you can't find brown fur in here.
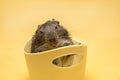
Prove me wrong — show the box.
[31,19,73,53]
[31,19,74,67]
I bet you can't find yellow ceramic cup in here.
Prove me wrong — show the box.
[24,39,87,80]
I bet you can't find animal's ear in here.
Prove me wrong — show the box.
[36,29,44,34]
[52,19,59,24]
[38,25,41,29]
[56,21,59,24]
[52,18,55,21]
[36,25,44,34]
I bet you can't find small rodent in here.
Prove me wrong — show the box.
[31,19,74,67]
[31,19,73,53]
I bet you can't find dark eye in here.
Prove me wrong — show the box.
[55,26,58,29]
[63,33,66,36]
[40,31,43,33]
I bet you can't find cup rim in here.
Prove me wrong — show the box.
[23,38,86,55]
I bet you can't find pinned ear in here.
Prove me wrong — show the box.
[36,29,44,34]
[37,25,45,34]
[52,18,55,21]
[56,21,59,24]
[52,19,59,24]
[38,25,41,29]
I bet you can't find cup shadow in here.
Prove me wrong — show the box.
[21,74,96,80]
[84,74,96,80]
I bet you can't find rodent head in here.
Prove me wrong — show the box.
[37,19,70,43]
[33,19,72,47]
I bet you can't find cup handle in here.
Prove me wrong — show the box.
[49,45,87,67]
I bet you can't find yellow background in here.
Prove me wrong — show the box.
[0,0,120,80]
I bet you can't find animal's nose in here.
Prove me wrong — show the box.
[46,32,57,42]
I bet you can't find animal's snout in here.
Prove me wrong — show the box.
[45,32,58,43]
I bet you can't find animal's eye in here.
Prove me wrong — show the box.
[55,26,58,29]
[63,33,66,36]
[40,31,43,33]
